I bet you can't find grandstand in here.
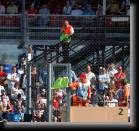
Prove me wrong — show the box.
[0,0,130,124]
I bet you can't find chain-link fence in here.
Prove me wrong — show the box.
[0,14,130,123]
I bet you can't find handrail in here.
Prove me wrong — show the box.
[0,14,129,17]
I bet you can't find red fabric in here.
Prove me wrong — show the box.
[0,71,7,77]
[63,25,72,34]
[0,71,7,86]
[114,72,126,89]
[53,99,59,109]
[27,8,38,14]
[80,73,86,79]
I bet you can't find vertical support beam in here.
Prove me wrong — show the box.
[66,64,71,122]
[102,0,106,15]
[22,0,28,47]
[26,48,32,121]
[26,62,32,115]
[47,63,52,122]
[22,0,25,14]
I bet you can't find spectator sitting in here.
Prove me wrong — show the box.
[6,1,18,14]
[83,4,96,15]
[0,2,5,14]
[63,0,72,15]
[119,1,127,15]
[38,4,50,26]
[107,92,118,107]
[106,0,120,15]
[27,4,38,14]
[26,4,38,26]
[71,4,83,16]
[96,4,102,16]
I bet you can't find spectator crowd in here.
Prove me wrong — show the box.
[0,47,130,122]
[0,0,130,123]
[0,0,130,15]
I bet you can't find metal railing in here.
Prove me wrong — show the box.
[0,14,130,44]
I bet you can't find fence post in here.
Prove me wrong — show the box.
[66,63,71,122]
[25,46,32,121]
[47,63,52,122]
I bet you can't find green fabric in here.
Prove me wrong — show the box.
[52,77,69,89]
[60,33,71,43]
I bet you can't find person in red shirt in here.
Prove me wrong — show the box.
[26,4,38,25]
[114,66,126,90]
[0,64,7,87]
[60,20,74,63]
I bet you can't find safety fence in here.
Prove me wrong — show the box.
[0,14,129,43]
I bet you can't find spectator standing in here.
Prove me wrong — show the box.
[86,65,96,87]
[98,67,110,95]
[69,73,91,106]
[108,63,118,86]
[60,20,74,63]
[83,4,96,15]
[114,66,126,89]
[0,90,11,112]
[6,1,18,14]
[63,0,72,15]
[7,66,19,95]
[6,1,18,26]
[38,4,50,26]
[11,82,22,100]
[0,2,5,14]
[71,4,83,16]
[39,63,48,89]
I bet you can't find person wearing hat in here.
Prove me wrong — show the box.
[114,66,126,90]
[69,73,91,106]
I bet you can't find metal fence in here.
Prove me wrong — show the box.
[0,14,129,43]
